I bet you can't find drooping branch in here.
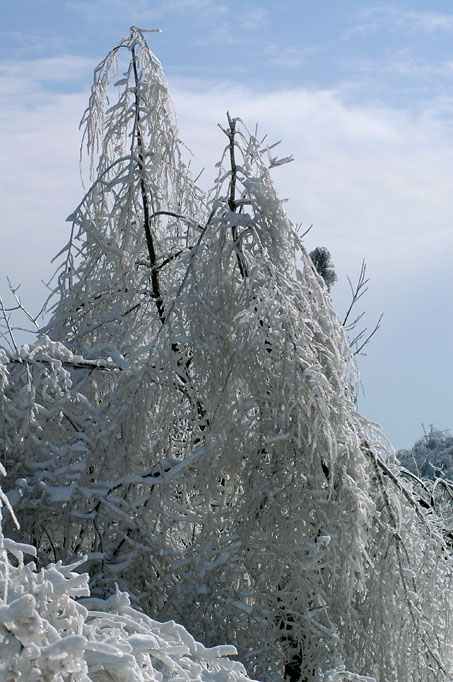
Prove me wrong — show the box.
[361,440,436,527]
[129,43,207,427]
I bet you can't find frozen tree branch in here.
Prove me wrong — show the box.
[219,112,248,279]
[5,356,119,371]
[131,45,166,324]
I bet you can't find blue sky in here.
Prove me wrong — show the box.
[1,1,452,450]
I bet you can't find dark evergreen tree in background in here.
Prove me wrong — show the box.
[309,246,337,291]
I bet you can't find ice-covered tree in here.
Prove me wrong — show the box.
[398,426,453,482]
[1,26,453,682]
[398,427,453,548]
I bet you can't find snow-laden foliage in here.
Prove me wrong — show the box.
[47,26,205,354]
[1,26,453,682]
[397,427,453,547]
[0,476,254,682]
[398,426,453,481]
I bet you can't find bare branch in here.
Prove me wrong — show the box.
[7,278,41,330]
[0,296,18,353]
[353,312,383,356]
[342,260,368,327]
[342,260,383,356]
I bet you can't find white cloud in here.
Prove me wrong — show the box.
[4,65,453,300]
[163,0,228,14]
[63,0,164,24]
[240,7,269,31]
[345,49,453,82]
[262,43,312,69]
[1,57,452,447]
[172,1,268,46]
[351,6,453,36]
[0,30,71,58]
[0,57,89,327]
[63,0,268,48]
[0,54,93,89]
[171,79,453,278]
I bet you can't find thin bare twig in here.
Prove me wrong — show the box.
[6,356,119,371]
[353,312,383,356]
[0,297,18,353]
[7,278,41,329]
[343,260,368,328]
[342,260,383,356]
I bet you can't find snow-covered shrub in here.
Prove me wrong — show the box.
[397,427,453,551]
[0,338,112,569]
[0,471,254,682]
[398,426,453,481]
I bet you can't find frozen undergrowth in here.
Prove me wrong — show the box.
[0,474,254,682]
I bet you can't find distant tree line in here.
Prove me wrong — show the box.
[398,426,453,481]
